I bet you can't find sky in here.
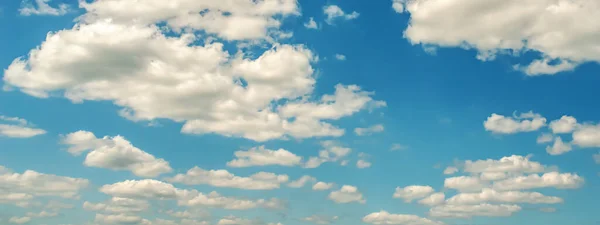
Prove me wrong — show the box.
[0,0,599,225]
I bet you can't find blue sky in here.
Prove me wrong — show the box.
[0,0,599,225]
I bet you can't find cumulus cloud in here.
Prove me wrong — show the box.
[328,185,366,204]
[95,213,143,224]
[446,189,563,205]
[167,167,289,190]
[304,17,319,29]
[0,165,89,199]
[287,175,317,188]
[549,116,579,133]
[393,186,435,202]
[354,124,384,136]
[444,176,488,193]
[0,115,46,138]
[304,141,352,168]
[362,211,443,225]
[492,172,584,191]
[393,0,600,75]
[323,5,359,24]
[312,182,334,191]
[463,155,546,174]
[546,137,573,155]
[226,146,302,168]
[443,167,458,175]
[83,197,150,214]
[429,204,521,218]
[537,133,554,144]
[572,124,600,148]
[356,159,372,169]
[19,0,69,16]
[418,193,446,207]
[484,112,546,134]
[61,131,172,177]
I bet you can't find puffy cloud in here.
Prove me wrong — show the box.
[444,176,487,193]
[95,213,143,224]
[19,0,69,16]
[0,115,46,138]
[356,159,372,169]
[572,124,600,148]
[418,193,446,207]
[492,172,584,191]
[0,166,89,199]
[463,155,546,174]
[446,189,563,205]
[8,216,31,224]
[362,211,444,225]
[83,197,150,213]
[304,17,319,29]
[303,215,339,225]
[537,133,555,144]
[304,141,352,168]
[167,167,288,190]
[549,116,578,133]
[99,179,180,199]
[61,131,172,177]
[226,146,302,168]
[287,175,316,188]
[323,5,359,24]
[484,112,546,134]
[335,54,347,61]
[546,137,573,155]
[312,182,334,191]
[328,185,366,204]
[394,0,600,75]
[429,204,521,218]
[393,186,435,202]
[354,124,384,136]
[4,1,384,142]
[178,191,285,210]
[443,167,458,175]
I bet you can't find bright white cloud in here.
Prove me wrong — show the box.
[446,188,563,205]
[0,166,89,199]
[549,116,578,133]
[167,167,288,190]
[492,172,584,191]
[418,193,445,207]
[178,190,285,210]
[572,124,600,148]
[0,115,46,138]
[19,0,69,16]
[61,131,173,177]
[354,124,384,136]
[226,146,302,168]
[444,176,487,193]
[546,136,573,155]
[394,0,600,75]
[393,185,435,202]
[484,112,546,134]
[304,141,352,168]
[362,211,444,225]
[463,155,546,174]
[328,185,366,204]
[99,179,180,199]
[429,204,521,218]
[304,17,318,29]
[312,182,334,191]
[323,5,360,24]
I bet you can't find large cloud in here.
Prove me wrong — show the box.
[393,0,600,75]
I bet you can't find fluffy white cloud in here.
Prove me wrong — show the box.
[226,146,302,168]
[312,182,334,191]
[323,5,359,24]
[0,166,89,199]
[354,124,384,136]
[304,17,318,29]
[484,112,546,134]
[84,197,150,213]
[492,172,584,191]
[304,141,352,168]
[546,137,573,155]
[303,215,339,225]
[167,167,288,190]
[572,124,600,148]
[61,131,173,177]
[429,204,521,218]
[287,175,316,188]
[444,176,487,193]
[446,189,563,205]
[19,0,69,16]
[362,211,444,225]
[463,155,546,174]
[393,185,435,202]
[394,0,600,75]
[99,179,180,199]
[418,193,445,207]
[328,185,366,204]
[549,116,578,133]
[8,216,31,224]
[178,190,285,210]
[0,115,46,138]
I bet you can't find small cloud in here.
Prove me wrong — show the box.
[19,0,70,16]
[390,143,407,151]
[324,5,359,25]
[304,17,318,29]
[354,124,384,136]
[335,54,346,61]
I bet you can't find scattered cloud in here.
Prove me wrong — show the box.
[303,215,339,225]
[443,167,458,175]
[304,141,352,168]
[536,133,554,144]
[0,165,89,199]
[393,185,435,202]
[334,54,346,61]
[323,5,359,24]
[0,115,46,138]
[429,204,521,218]
[354,124,384,136]
[312,182,334,191]
[287,175,317,188]
[362,211,443,225]
[484,111,546,134]
[328,185,366,204]
[167,167,289,190]
[356,159,372,169]
[549,116,579,134]
[304,17,318,29]
[546,137,573,155]
[19,0,69,16]
[227,146,302,168]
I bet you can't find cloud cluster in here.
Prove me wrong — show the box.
[484,111,546,134]
[167,167,289,190]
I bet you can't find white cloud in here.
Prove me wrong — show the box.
[394,0,600,75]
[549,116,578,133]
[393,186,435,202]
[8,216,31,224]
[546,136,573,155]
[163,209,209,219]
[61,131,173,177]
[429,204,521,218]
[304,141,352,168]
[99,179,180,199]
[446,188,563,205]
[362,211,444,225]
[217,216,260,225]
[572,124,600,148]
[19,0,69,16]
[0,115,46,138]
[537,133,554,144]
[492,172,584,191]
[418,193,445,207]
[303,215,339,225]
[356,159,372,169]
[463,155,546,174]
[0,166,89,199]
[444,176,487,193]
[484,112,546,134]
[287,175,316,188]
[304,17,318,29]
[354,124,384,136]
[323,5,360,24]
[95,213,143,224]
[443,167,458,175]
[5,1,385,142]
[167,167,288,190]
[312,182,334,191]
[328,185,366,204]
[84,197,150,214]
[178,191,285,210]
[25,210,58,218]
[334,54,346,61]
[226,146,302,168]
